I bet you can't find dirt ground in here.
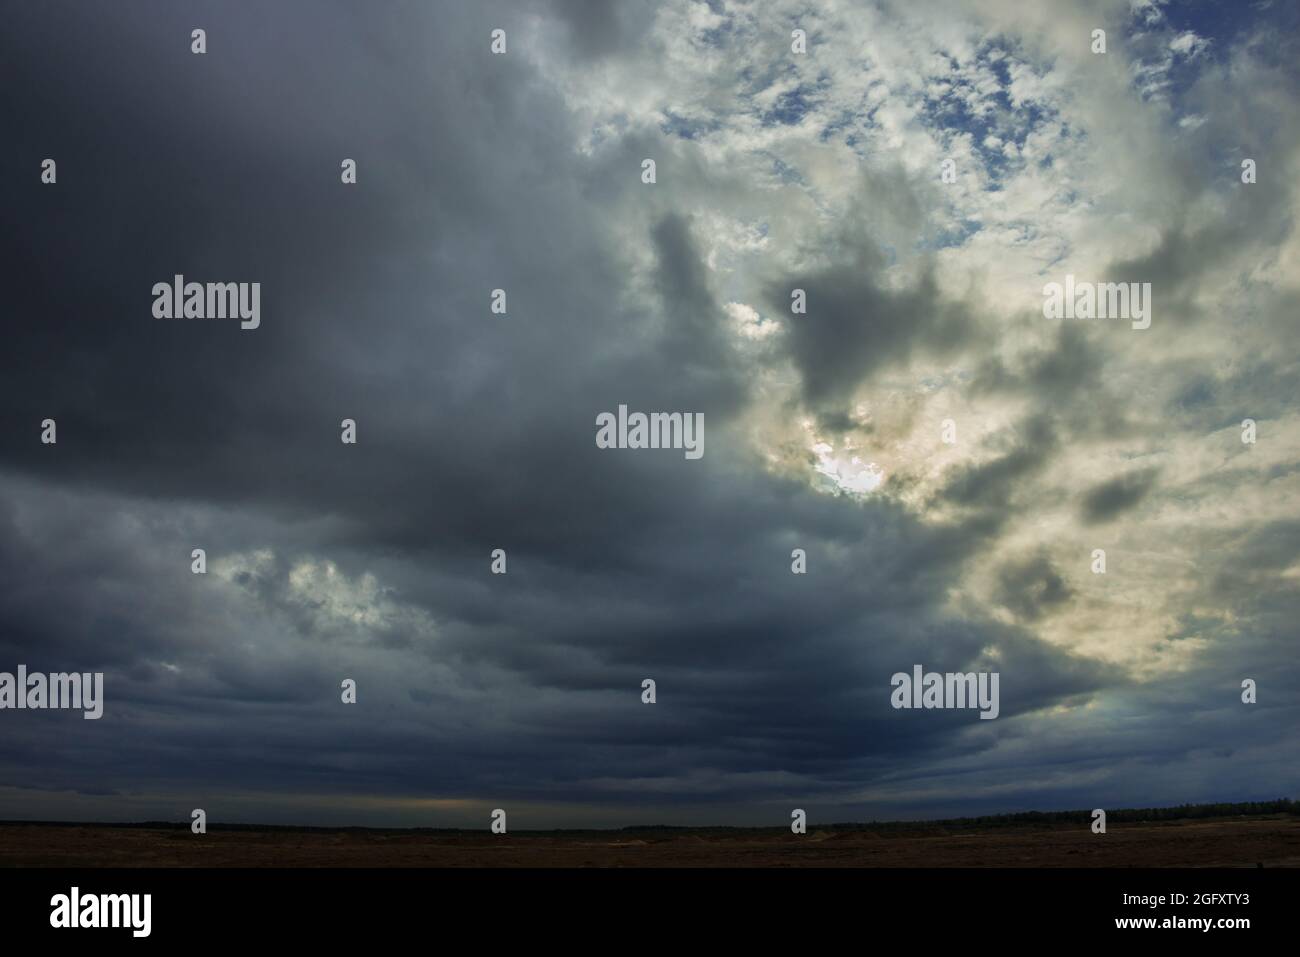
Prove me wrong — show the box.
[2,815,1297,867]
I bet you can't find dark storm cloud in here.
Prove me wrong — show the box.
[0,0,1113,825]
[648,212,749,413]
[971,323,1104,406]
[547,0,650,62]
[0,461,1120,818]
[1079,467,1160,524]
[995,552,1073,622]
[762,259,974,416]
[0,0,1295,828]
[1201,518,1300,601]
[936,415,1057,511]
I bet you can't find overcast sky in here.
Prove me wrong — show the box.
[0,0,1296,828]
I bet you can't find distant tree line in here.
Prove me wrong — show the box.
[830,798,1299,832]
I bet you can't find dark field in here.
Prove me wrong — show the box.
[2,815,1297,867]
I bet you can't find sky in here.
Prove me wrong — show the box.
[0,0,1296,829]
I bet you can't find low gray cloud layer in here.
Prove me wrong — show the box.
[0,0,1296,827]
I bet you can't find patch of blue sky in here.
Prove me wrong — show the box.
[1147,0,1280,50]
[979,43,1016,95]
[737,60,793,106]
[818,108,856,142]
[921,55,1059,188]
[921,218,983,251]
[1123,1,1288,107]
[760,73,831,127]
[698,0,734,49]
[1130,45,1204,105]
[659,110,721,141]
[819,90,875,145]
[923,95,1016,185]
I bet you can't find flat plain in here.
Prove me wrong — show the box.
[2,815,1297,867]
